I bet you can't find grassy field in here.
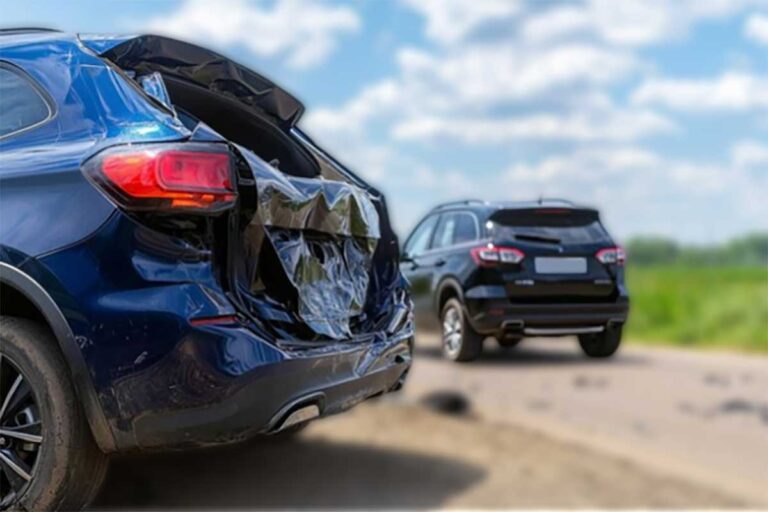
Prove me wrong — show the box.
[625,265,768,353]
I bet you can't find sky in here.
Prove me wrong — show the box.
[4,0,768,243]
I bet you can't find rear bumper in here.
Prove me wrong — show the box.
[107,323,413,452]
[465,287,629,336]
[36,210,414,453]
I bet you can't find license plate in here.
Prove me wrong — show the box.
[534,257,587,274]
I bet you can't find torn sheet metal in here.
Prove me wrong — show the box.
[87,33,411,343]
[237,147,381,339]
[96,35,304,127]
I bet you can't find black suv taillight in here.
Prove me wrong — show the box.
[470,244,524,267]
[595,246,626,265]
[83,143,236,213]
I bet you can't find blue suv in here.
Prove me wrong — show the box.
[0,29,413,510]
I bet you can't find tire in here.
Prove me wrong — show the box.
[441,298,484,362]
[578,326,623,358]
[496,337,522,349]
[0,317,108,511]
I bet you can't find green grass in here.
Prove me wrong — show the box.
[625,265,768,353]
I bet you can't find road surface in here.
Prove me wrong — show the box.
[405,334,768,505]
[93,335,767,508]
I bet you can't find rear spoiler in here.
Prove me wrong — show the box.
[489,207,599,227]
[80,34,304,128]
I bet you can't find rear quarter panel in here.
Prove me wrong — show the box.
[0,36,188,259]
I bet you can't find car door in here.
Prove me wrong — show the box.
[429,210,480,294]
[400,214,440,321]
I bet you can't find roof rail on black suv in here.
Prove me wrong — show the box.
[401,200,629,362]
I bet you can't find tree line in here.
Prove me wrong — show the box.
[624,232,768,267]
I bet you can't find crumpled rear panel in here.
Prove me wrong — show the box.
[237,146,380,339]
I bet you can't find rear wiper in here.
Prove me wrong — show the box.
[514,233,561,244]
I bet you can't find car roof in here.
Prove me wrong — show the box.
[1,29,306,128]
[0,28,67,48]
[429,199,597,216]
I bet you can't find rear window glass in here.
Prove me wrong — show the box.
[488,210,610,244]
[0,66,51,138]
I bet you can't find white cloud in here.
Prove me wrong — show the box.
[304,80,400,135]
[144,0,360,69]
[732,140,768,168]
[361,144,768,241]
[301,0,767,241]
[501,146,768,241]
[391,109,674,144]
[745,13,768,44]
[399,0,522,45]
[631,72,768,111]
[395,43,637,108]
[522,0,764,46]
[305,42,640,140]
[521,6,592,44]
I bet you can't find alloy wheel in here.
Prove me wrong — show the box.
[442,307,463,357]
[0,354,43,509]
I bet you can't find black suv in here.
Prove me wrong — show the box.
[401,200,629,361]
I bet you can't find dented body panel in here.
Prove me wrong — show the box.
[0,32,413,452]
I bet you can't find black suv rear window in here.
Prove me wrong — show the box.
[0,65,52,138]
[488,209,610,245]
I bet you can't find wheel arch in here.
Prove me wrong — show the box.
[434,277,464,316]
[0,262,116,452]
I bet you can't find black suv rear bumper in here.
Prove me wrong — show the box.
[465,290,629,337]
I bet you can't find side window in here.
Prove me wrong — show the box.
[453,213,478,244]
[403,215,439,257]
[432,212,477,249]
[0,65,52,138]
[432,214,457,250]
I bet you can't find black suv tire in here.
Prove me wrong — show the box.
[0,317,108,511]
[441,298,484,362]
[578,326,623,358]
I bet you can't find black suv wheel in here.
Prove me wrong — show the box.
[441,298,484,362]
[0,318,108,511]
[578,326,623,358]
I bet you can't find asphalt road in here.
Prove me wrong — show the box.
[92,335,767,509]
[405,334,768,505]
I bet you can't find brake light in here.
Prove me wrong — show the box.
[596,247,626,265]
[190,314,239,327]
[471,244,524,267]
[84,143,236,213]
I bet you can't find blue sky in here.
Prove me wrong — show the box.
[5,0,768,243]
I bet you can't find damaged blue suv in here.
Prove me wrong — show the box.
[0,29,413,510]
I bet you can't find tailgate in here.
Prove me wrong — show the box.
[503,254,617,301]
[489,208,618,302]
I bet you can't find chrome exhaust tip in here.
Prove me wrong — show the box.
[275,404,321,432]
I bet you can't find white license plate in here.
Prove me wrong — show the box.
[534,257,587,274]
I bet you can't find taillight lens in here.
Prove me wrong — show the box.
[471,244,524,267]
[83,143,236,213]
[596,247,626,265]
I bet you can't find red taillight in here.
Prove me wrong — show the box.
[470,244,524,267]
[84,144,236,213]
[190,314,239,327]
[596,247,626,265]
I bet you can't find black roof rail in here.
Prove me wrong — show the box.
[534,197,575,206]
[432,199,486,211]
[0,28,61,36]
